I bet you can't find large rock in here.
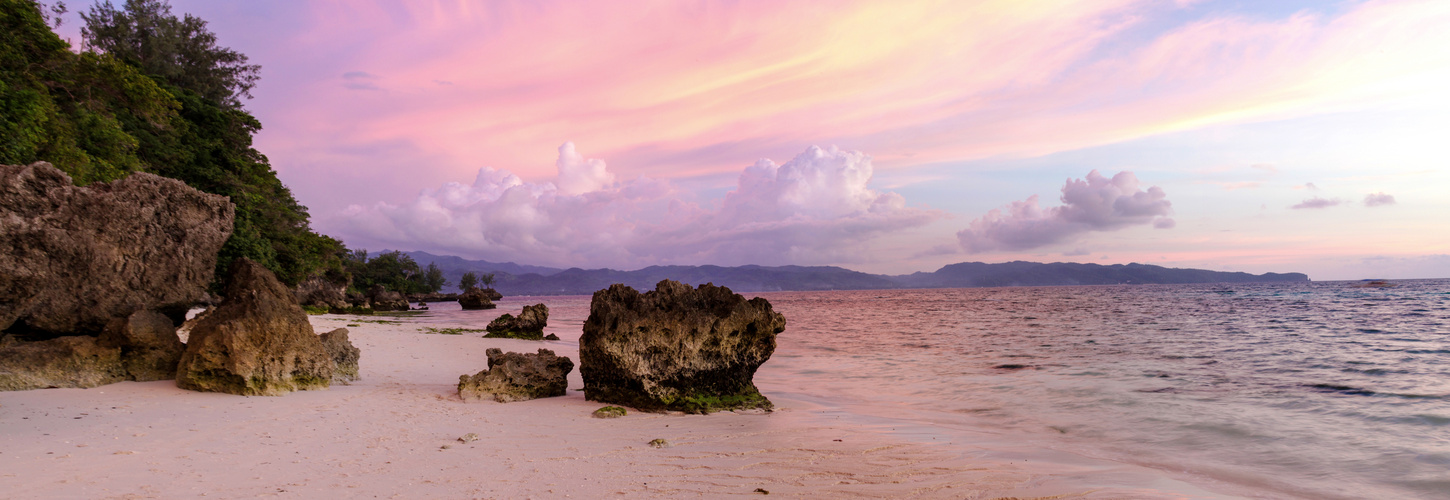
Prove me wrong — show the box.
[458,288,497,310]
[320,328,360,384]
[458,348,573,402]
[484,304,549,339]
[0,162,234,339]
[0,335,125,391]
[580,280,785,414]
[175,259,334,395]
[99,309,184,382]
[366,285,409,312]
[295,276,348,311]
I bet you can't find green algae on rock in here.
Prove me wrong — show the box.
[483,304,549,340]
[458,348,574,403]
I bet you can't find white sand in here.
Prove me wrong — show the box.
[0,314,1251,499]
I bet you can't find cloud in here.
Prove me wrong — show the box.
[1363,192,1396,207]
[342,71,381,91]
[956,170,1173,253]
[332,144,939,268]
[1250,163,1278,174]
[1295,182,1319,191]
[1291,197,1341,209]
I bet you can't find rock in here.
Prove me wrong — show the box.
[319,328,361,384]
[592,406,627,419]
[483,304,549,339]
[458,433,479,443]
[0,335,125,391]
[0,162,234,339]
[366,285,409,312]
[175,258,334,395]
[458,288,497,310]
[648,438,671,448]
[479,288,503,301]
[544,333,560,341]
[99,310,184,382]
[580,280,785,414]
[457,348,573,403]
[295,276,348,311]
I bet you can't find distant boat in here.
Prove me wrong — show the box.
[1350,279,1396,288]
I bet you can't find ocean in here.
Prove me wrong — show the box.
[415,279,1450,499]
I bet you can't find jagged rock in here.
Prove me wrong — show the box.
[484,304,549,339]
[99,310,184,382]
[366,285,409,312]
[580,280,785,414]
[479,288,503,301]
[458,288,497,310]
[544,333,560,341]
[295,276,348,311]
[457,348,573,402]
[0,162,234,339]
[175,259,333,395]
[0,335,124,391]
[319,328,361,384]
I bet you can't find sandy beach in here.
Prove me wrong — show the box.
[0,312,1249,499]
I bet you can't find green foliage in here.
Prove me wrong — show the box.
[423,262,449,293]
[81,0,259,108]
[459,271,479,291]
[480,272,497,288]
[342,250,447,295]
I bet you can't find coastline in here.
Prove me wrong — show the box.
[0,313,1251,499]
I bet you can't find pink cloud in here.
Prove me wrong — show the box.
[1363,192,1396,207]
[1291,197,1341,209]
[957,171,1173,253]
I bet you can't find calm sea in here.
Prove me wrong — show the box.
[416,279,1450,499]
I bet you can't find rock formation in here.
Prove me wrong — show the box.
[458,288,497,310]
[0,308,185,391]
[295,276,349,312]
[319,328,361,384]
[479,288,503,301]
[99,310,185,382]
[0,162,233,339]
[366,285,410,312]
[580,280,785,414]
[458,348,573,402]
[484,304,549,339]
[175,259,334,395]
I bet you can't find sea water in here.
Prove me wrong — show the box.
[416,280,1450,499]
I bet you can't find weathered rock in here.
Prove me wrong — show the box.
[0,162,234,339]
[319,328,361,384]
[100,309,184,382]
[592,406,627,419]
[175,258,334,395]
[479,288,503,301]
[458,288,497,310]
[0,335,125,391]
[366,285,409,312]
[580,280,785,414]
[484,304,549,339]
[295,276,348,311]
[457,348,573,402]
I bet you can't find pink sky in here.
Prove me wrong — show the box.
[54,0,1450,279]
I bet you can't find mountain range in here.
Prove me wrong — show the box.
[402,251,1309,296]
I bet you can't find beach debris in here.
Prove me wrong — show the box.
[484,304,549,339]
[0,162,233,339]
[580,280,786,414]
[175,259,335,396]
[458,288,498,310]
[754,488,770,495]
[457,433,479,443]
[320,328,361,384]
[648,438,671,448]
[592,406,628,418]
[458,348,574,402]
[366,285,410,312]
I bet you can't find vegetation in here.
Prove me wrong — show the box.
[342,249,449,295]
[419,327,485,335]
[458,272,478,292]
[1,0,343,287]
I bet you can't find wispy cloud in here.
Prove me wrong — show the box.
[1291,197,1341,209]
[1363,192,1396,207]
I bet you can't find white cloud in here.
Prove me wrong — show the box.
[1363,192,1396,207]
[1291,197,1341,209]
[333,144,939,268]
[956,170,1173,253]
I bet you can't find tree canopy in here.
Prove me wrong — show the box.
[343,250,449,295]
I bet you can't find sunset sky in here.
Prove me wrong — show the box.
[55,0,1450,279]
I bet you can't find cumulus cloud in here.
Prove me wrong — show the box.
[1363,192,1396,207]
[956,170,1173,253]
[334,144,939,268]
[1291,197,1341,209]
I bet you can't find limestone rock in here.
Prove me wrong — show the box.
[580,280,785,414]
[479,288,503,301]
[484,304,549,339]
[295,276,348,311]
[99,309,184,382]
[320,328,361,384]
[458,348,573,403]
[366,285,409,312]
[0,335,124,391]
[0,162,234,339]
[458,288,497,310]
[175,258,334,395]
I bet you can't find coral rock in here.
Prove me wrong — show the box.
[484,304,549,339]
[319,328,361,384]
[458,288,497,310]
[99,309,184,382]
[458,348,573,402]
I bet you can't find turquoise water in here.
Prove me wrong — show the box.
[416,280,1450,498]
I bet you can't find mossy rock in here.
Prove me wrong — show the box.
[592,406,627,418]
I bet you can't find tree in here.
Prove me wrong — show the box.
[458,272,478,292]
[480,272,497,289]
[80,0,258,108]
[421,262,448,294]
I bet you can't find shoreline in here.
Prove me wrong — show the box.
[0,313,1253,499]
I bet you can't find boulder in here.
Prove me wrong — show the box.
[458,288,497,310]
[99,309,184,382]
[0,335,125,391]
[580,280,785,414]
[458,348,573,402]
[484,304,549,339]
[366,285,409,312]
[319,328,361,384]
[295,276,348,311]
[0,162,234,339]
[175,259,334,395]
[479,288,503,301]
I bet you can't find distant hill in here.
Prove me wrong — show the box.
[397,251,1308,295]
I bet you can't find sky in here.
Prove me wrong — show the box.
[53,0,1450,280]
